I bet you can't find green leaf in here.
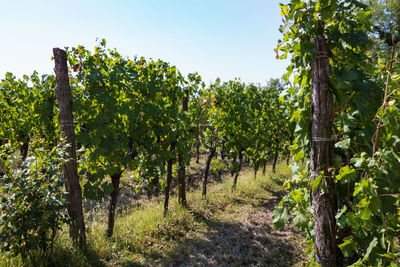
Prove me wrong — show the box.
[364,237,378,260]
[290,189,304,204]
[102,182,114,195]
[369,196,381,216]
[293,212,308,229]
[273,206,290,228]
[351,152,367,168]
[77,131,90,146]
[335,136,350,150]
[339,237,357,257]
[360,207,371,220]
[336,165,356,181]
[311,173,322,191]
[353,179,369,196]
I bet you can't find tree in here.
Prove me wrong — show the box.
[369,0,400,36]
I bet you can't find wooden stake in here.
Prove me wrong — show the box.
[310,39,337,266]
[53,48,86,247]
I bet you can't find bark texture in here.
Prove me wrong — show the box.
[178,89,189,207]
[195,140,200,164]
[19,139,29,163]
[231,151,243,191]
[262,158,267,176]
[202,145,216,199]
[164,144,175,217]
[177,154,187,206]
[53,48,86,247]
[106,171,122,238]
[310,38,337,266]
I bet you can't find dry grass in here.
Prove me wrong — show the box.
[165,162,305,267]
[0,160,305,266]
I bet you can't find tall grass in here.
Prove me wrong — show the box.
[0,161,292,266]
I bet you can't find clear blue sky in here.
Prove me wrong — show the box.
[0,0,289,84]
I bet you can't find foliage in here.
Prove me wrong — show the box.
[0,161,293,267]
[273,0,400,265]
[67,40,189,200]
[195,78,293,180]
[0,140,68,264]
[369,0,400,35]
[0,72,58,156]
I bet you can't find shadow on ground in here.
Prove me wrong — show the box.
[50,243,107,267]
[163,196,302,267]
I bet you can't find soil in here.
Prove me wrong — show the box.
[165,196,305,267]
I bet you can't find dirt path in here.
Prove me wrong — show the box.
[166,196,304,267]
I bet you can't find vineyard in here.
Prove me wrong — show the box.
[0,0,399,266]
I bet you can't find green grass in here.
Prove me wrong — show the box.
[0,161,296,266]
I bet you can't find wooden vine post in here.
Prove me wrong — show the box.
[310,38,337,266]
[164,143,176,217]
[178,88,189,207]
[202,130,216,199]
[53,48,86,247]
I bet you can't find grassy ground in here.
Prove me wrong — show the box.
[0,160,305,266]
